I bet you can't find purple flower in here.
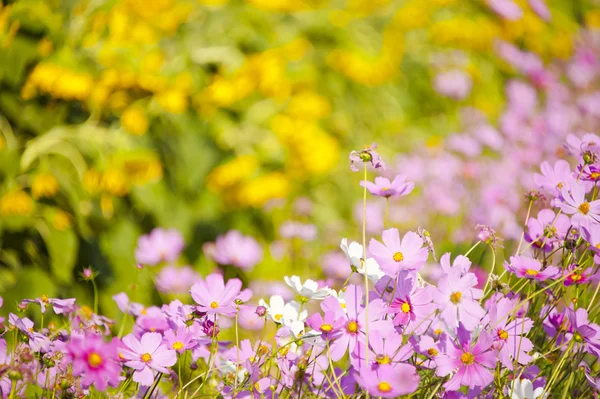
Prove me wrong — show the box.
[360,175,414,198]
[66,334,121,391]
[504,255,559,281]
[352,330,413,370]
[163,328,197,353]
[120,332,177,386]
[562,263,597,286]
[433,270,485,330]
[349,143,385,172]
[566,307,600,356]
[306,311,345,340]
[20,296,76,315]
[211,230,263,270]
[190,273,242,316]
[557,183,600,226]
[368,228,428,278]
[528,0,551,20]
[485,0,522,20]
[354,363,420,398]
[525,209,570,251]
[436,325,496,391]
[155,265,202,294]
[279,221,317,241]
[487,297,533,369]
[112,292,144,316]
[135,228,185,266]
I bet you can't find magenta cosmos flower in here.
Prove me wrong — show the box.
[211,230,263,271]
[368,228,428,278]
[360,175,414,199]
[525,208,570,251]
[354,363,420,398]
[190,273,242,316]
[120,332,177,386]
[566,307,600,356]
[66,334,121,391]
[556,183,600,226]
[533,160,575,197]
[135,228,185,266]
[433,269,485,330]
[436,325,496,391]
[504,255,559,281]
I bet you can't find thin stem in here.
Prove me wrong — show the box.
[91,278,99,314]
[362,163,370,366]
[516,199,533,254]
[384,197,389,230]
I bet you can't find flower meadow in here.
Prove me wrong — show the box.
[2,137,600,398]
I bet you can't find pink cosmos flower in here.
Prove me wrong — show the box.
[279,221,317,241]
[416,335,446,369]
[360,175,414,198]
[562,263,598,286]
[436,325,496,391]
[433,269,485,330]
[434,70,473,100]
[440,253,472,276]
[349,143,385,172]
[66,334,121,391]
[352,330,413,370]
[485,0,522,20]
[486,297,533,369]
[533,160,575,197]
[155,265,202,294]
[190,273,242,316]
[20,296,76,315]
[354,364,420,398]
[528,0,550,20]
[163,328,197,353]
[525,208,570,251]
[566,307,600,356]
[120,332,177,386]
[368,228,428,278]
[135,228,185,266]
[556,183,600,225]
[504,255,559,281]
[211,230,263,270]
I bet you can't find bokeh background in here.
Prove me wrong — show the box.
[0,0,599,320]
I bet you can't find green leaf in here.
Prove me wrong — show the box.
[36,219,78,284]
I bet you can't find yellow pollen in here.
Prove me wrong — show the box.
[210,301,219,309]
[341,303,346,309]
[434,328,442,335]
[461,352,475,365]
[258,344,270,355]
[41,294,49,303]
[274,314,283,321]
[393,252,404,262]
[377,381,392,393]
[346,321,359,333]
[381,187,390,191]
[140,308,147,315]
[427,348,438,357]
[498,330,509,340]
[557,182,563,189]
[141,353,152,363]
[574,332,584,343]
[320,323,333,333]
[118,352,125,360]
[87,352,103,368]
[172,341,184,351]
[571,274,583,282]
[254,382,261,391]
[579,202,590,215]
[376,354,391,364]
[401,302,411,314]
[525,269,539,277]
[450,292,462,304]
[592,172,600,180]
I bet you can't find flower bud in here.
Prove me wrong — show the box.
[255,306,267,317]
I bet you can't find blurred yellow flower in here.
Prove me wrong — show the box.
[236,172,290,207]
[32,173,59,199]
[156,90,188,114]
[0,136,5,151]
[586,10,600,28]
[101,194,114,219]
[0,190,34,216]
[83,169,103,195]
[53,210,72,231]
[121,105,149,136]
[37,37,53,57]
[287,92,331,120]
[207,156,259,192]
[120,156,163,184]
[102,169,130,197]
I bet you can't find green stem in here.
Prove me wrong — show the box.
[362,163,369,367]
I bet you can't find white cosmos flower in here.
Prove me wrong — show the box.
[258,295,307,337]
[284,275,332,300]
[509,379,548,399]
[340,238,384,283]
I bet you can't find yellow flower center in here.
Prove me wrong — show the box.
[87,352,103,368]
[377,381,392,393]
[274,314,283,321]
[41,295,49,303]
[450,292,462,304]
[557,182,564,189]
[571,274,583,282]
[592,172,600,180]
[461,352,475,365]
[254,382,261,391]
[434,328,442,335]
[498,329,509,340]
[427,348,438,357]
[172,341,184,351]
[401,302,411,313]
[141,353,152,363]
[574,332,584,343]
[376,354,391,364]
[393,252,404,262]
[579,202,590,215]
[525,269,539,277]
[320,323,333,333]
[346,321,359,333]
[210,301,219,309]
[381,187,390,191]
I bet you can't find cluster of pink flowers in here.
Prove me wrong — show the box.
[3,134,600,398]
